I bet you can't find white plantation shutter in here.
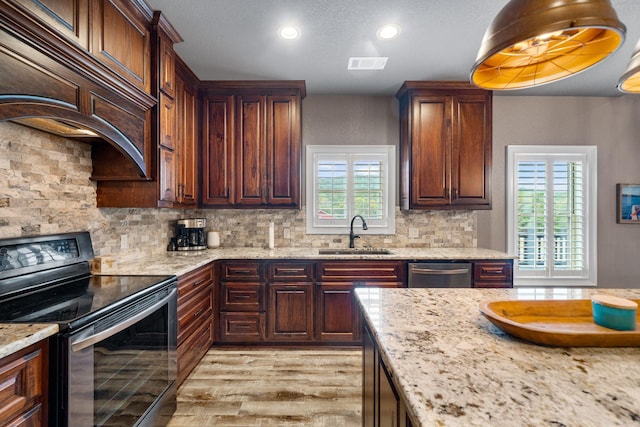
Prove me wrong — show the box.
[307,146,395,234]
[507,146,597,286]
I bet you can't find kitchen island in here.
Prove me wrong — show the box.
[355,287,640,427]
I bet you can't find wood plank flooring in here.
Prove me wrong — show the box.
[167,348,362,426]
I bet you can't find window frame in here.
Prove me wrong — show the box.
[306,145,396,235]
[506,145,597,287]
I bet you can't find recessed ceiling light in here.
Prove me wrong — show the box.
[377,24,400,40]
[279,26,301,40]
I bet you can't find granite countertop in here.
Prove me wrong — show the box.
[355,287,640,427]
[0,324,59,359]
[103,247,513,276]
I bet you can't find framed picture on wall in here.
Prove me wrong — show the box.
[616,184,640,223]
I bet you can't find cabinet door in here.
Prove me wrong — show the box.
[267,283,313,341]
[202,95,235,206]
[175,74,198,206]
[410,95,451,207]
[16,0,89,48]
[90,0,150,93]
[315,282,359,342]
[158,34,175,97]
[159,93,176,150]
[0,342,46,427]
[450,93,492,208]
[363,324,376,427]
[158,147,176,202]
[379,360,399,427]
[266,95,300,207]
[235,95,267,205]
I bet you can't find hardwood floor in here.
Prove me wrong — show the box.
[167,348,362,426]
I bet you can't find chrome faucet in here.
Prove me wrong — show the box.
[349,215,368,248]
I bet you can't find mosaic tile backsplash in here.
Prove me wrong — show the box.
[0,122,477,259]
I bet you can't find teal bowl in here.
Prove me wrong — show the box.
[591,295,637,331]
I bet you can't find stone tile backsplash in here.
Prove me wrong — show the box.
[0,122,476,258]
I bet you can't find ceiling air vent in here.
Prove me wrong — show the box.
[347,57,388,70]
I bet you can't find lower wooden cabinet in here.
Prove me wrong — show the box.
[176,262,214,386]
[364,323,413,427]
[213,259,510,346]
[267,283,314,341]
[316,282,359,342]
[0,341,48,427]
[472,260,513,288]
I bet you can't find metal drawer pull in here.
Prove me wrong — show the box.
[410,268,469,275]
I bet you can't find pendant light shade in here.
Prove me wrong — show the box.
[618,45,640,93]
[471,0,626,90]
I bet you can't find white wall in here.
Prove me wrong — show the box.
[478,95,640,287]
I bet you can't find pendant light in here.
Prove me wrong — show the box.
[618,43,640,93]
[471,0,626,90]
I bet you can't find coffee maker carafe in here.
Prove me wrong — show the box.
[174,218,207,251]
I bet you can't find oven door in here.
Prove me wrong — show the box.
[65,284,177,427]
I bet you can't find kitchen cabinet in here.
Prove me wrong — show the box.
[316,261,405,343]
[89,0,151,93]
[174,56,199,206]
[0,340,48,427]
[218,261,266,342]
[94,11,191,208]
[396,81,492,210]
[363,323,413,427]
[0,0,156,177]
[177,262,214,386]
[266,262,314,341]
[14,0,89,48]
[473,260,513,288]
[201,81,305,208]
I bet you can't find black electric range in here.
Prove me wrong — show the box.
[0,231,175,329]
[0,232,178,427]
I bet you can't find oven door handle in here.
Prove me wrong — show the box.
[70,291,173,353]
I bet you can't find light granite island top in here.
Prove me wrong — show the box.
[0,323,58,359]
[355,287,640,427]
[101,247,513,276]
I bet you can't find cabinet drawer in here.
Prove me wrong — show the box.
[267,262,313,281]
[177,286,213,345]
[0,342,45,427]
[220,283,265,311]
[473,261,512,282]
[177,318,213,386]
[317,261,404,282]
[219,312,265,342]
[221,261,263,281]
[178,264,213,302]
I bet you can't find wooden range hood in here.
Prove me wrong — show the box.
[0,0,156,178]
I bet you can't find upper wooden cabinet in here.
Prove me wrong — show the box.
[174,55,198,206]
[201,81,306,209]
[0,0,156,176]
[395,81,492,210]
[94,11,196,208]
[89,0,151,93]
[13,0,90,47]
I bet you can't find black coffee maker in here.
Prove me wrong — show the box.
[170,218,207,251]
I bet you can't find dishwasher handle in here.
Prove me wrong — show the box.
[409,267,470,275]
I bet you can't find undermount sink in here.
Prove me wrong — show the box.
[318,248,393,255]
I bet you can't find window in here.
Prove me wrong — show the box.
[306,145,395,234]
[506,146,597,286]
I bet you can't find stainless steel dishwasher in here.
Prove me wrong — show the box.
[407,262,472,288]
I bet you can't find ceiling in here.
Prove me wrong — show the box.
[146,0,640,97]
